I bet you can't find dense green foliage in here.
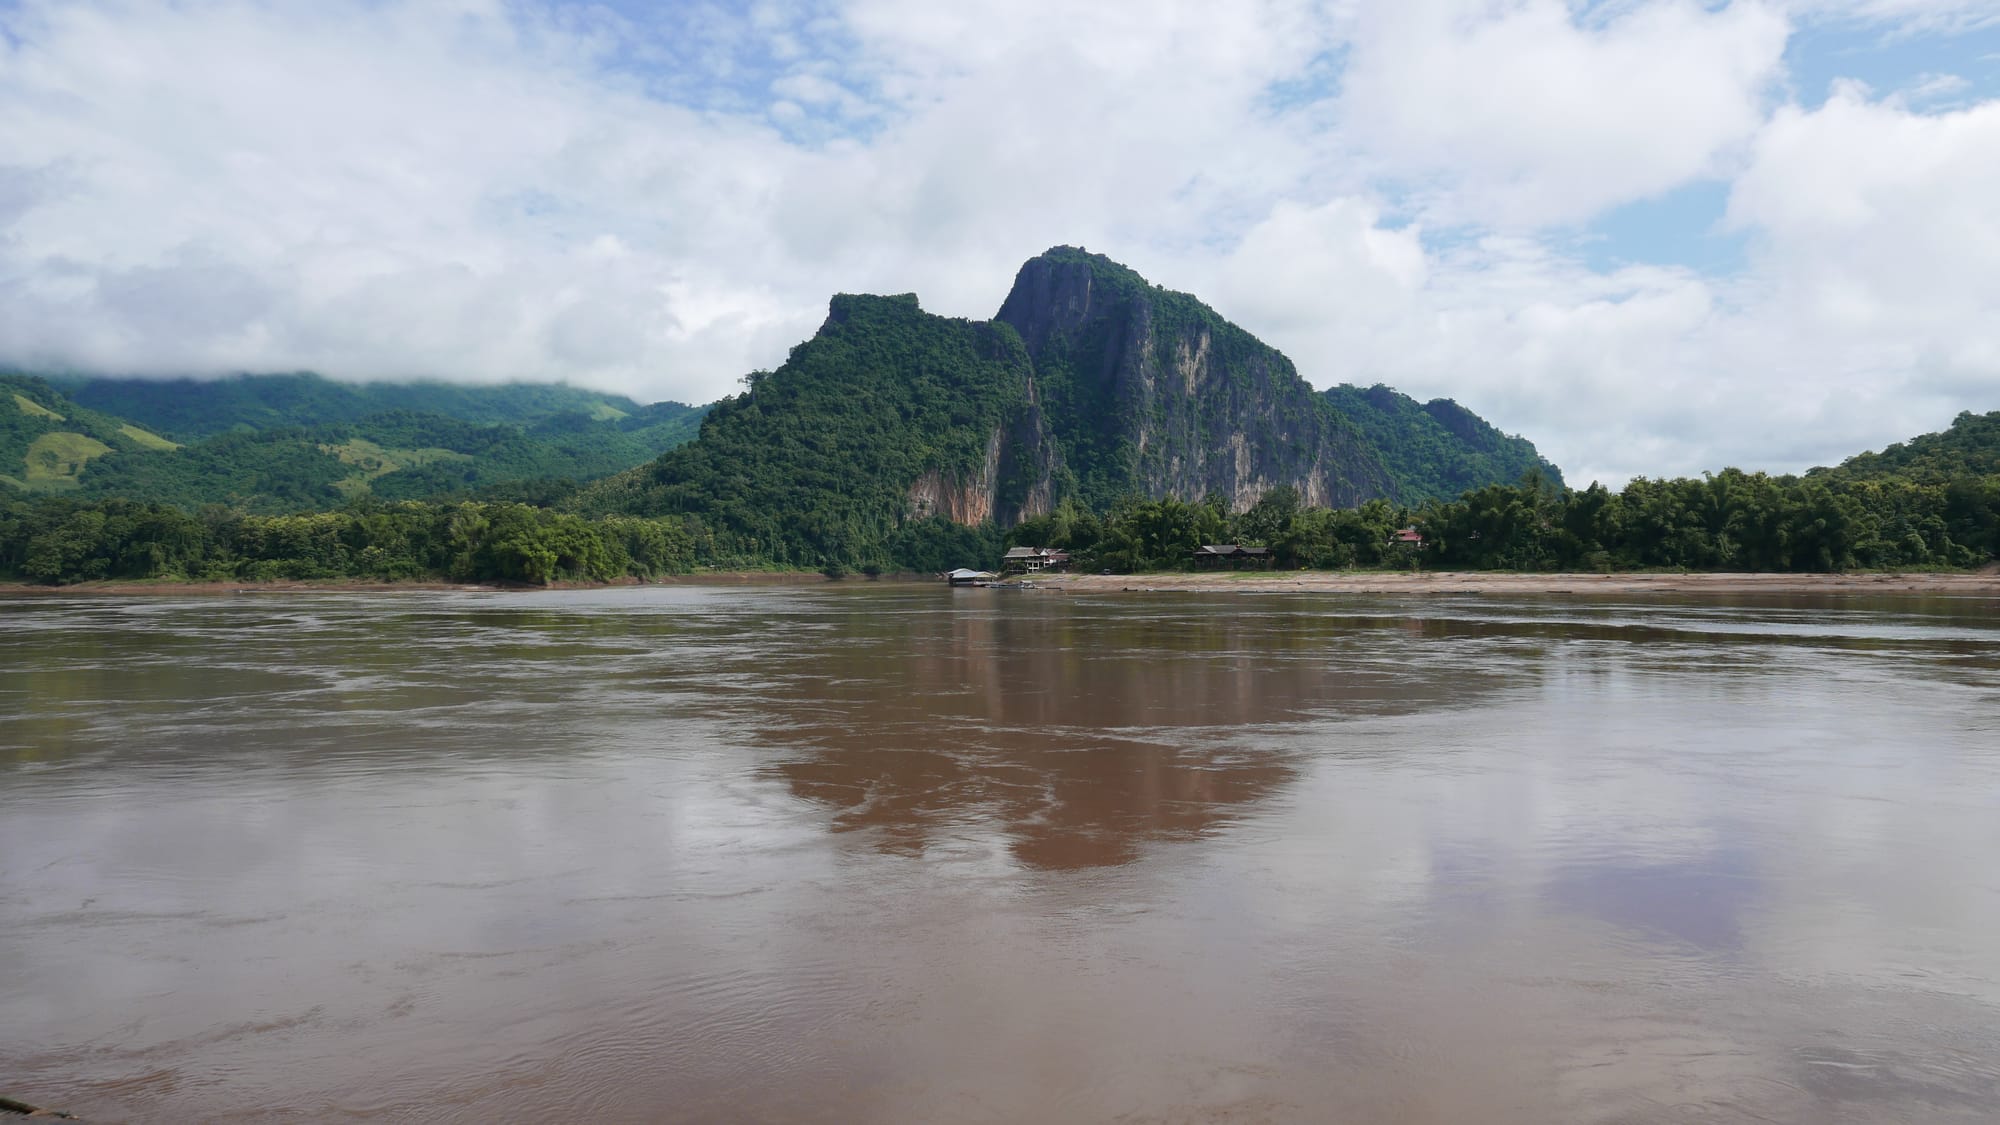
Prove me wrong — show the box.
[1025,467,1999,574]
[1006,488,1441,572]
[1003,412,2000,572]
[7,417,1995,583]
[0,495,696,585]
[1812,410,2000,483]
[1418,470,1998,571]
[70,428,357,511]
[4,374,709,510]
[1324,383,1563,502]
[582,294,1044,569]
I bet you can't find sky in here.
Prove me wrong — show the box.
[1,0,1997,486]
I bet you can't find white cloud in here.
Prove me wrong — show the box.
[1202,226,1747,486]
[1726,86,2000,410]
[1899,72,1972,104]
[0,0,1996,486]
[1208,79,2000,486]
[0,0,816,387]
[0,0,1350,392]
[1334,0,1789,227]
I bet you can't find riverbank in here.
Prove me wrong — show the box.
[1044,569,2000,596]
[0,571,857,596]
[5,568,1998,598]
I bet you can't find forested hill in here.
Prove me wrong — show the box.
[3,373,708,512]
[1812,410,2000,483]
[2,375,183,493]
[581,293,1048,568]
[51,372,681,440]
[583,247,1555,566]
[50,371,711,493]
[1323,383,1562,502]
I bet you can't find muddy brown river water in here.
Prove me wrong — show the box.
[2,585,1998,1123]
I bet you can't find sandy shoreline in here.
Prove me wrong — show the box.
[0,572,842,597]
[1043,569,2000,597]
[4,568,1998,598]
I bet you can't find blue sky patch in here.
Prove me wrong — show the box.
[1786,18,2000,108]
[1576,181,1747,276]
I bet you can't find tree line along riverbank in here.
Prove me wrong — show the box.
[4,464,1997,587]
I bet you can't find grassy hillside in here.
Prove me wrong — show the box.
[1324,383,1563,503]
[2,376,181,493]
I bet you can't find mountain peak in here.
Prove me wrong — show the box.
[824,292,922,330]
[997,247,1154,358]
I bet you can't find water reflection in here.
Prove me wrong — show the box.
[753,594,1522,869]
[2,587,1998,1124]
[1543,842,1763,952]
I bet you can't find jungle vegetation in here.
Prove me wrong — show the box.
[9,419,1997,584]
[0,495,696,586]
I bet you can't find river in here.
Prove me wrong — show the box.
[2,585,1998,1122]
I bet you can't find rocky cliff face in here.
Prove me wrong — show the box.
[904,378,1064,526]
[997,247,1391,511]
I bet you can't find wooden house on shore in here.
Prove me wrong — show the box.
[1192,544,1275,569]
[1000,547,1071,574]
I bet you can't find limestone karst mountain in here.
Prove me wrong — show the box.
[582,246,1560,566]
